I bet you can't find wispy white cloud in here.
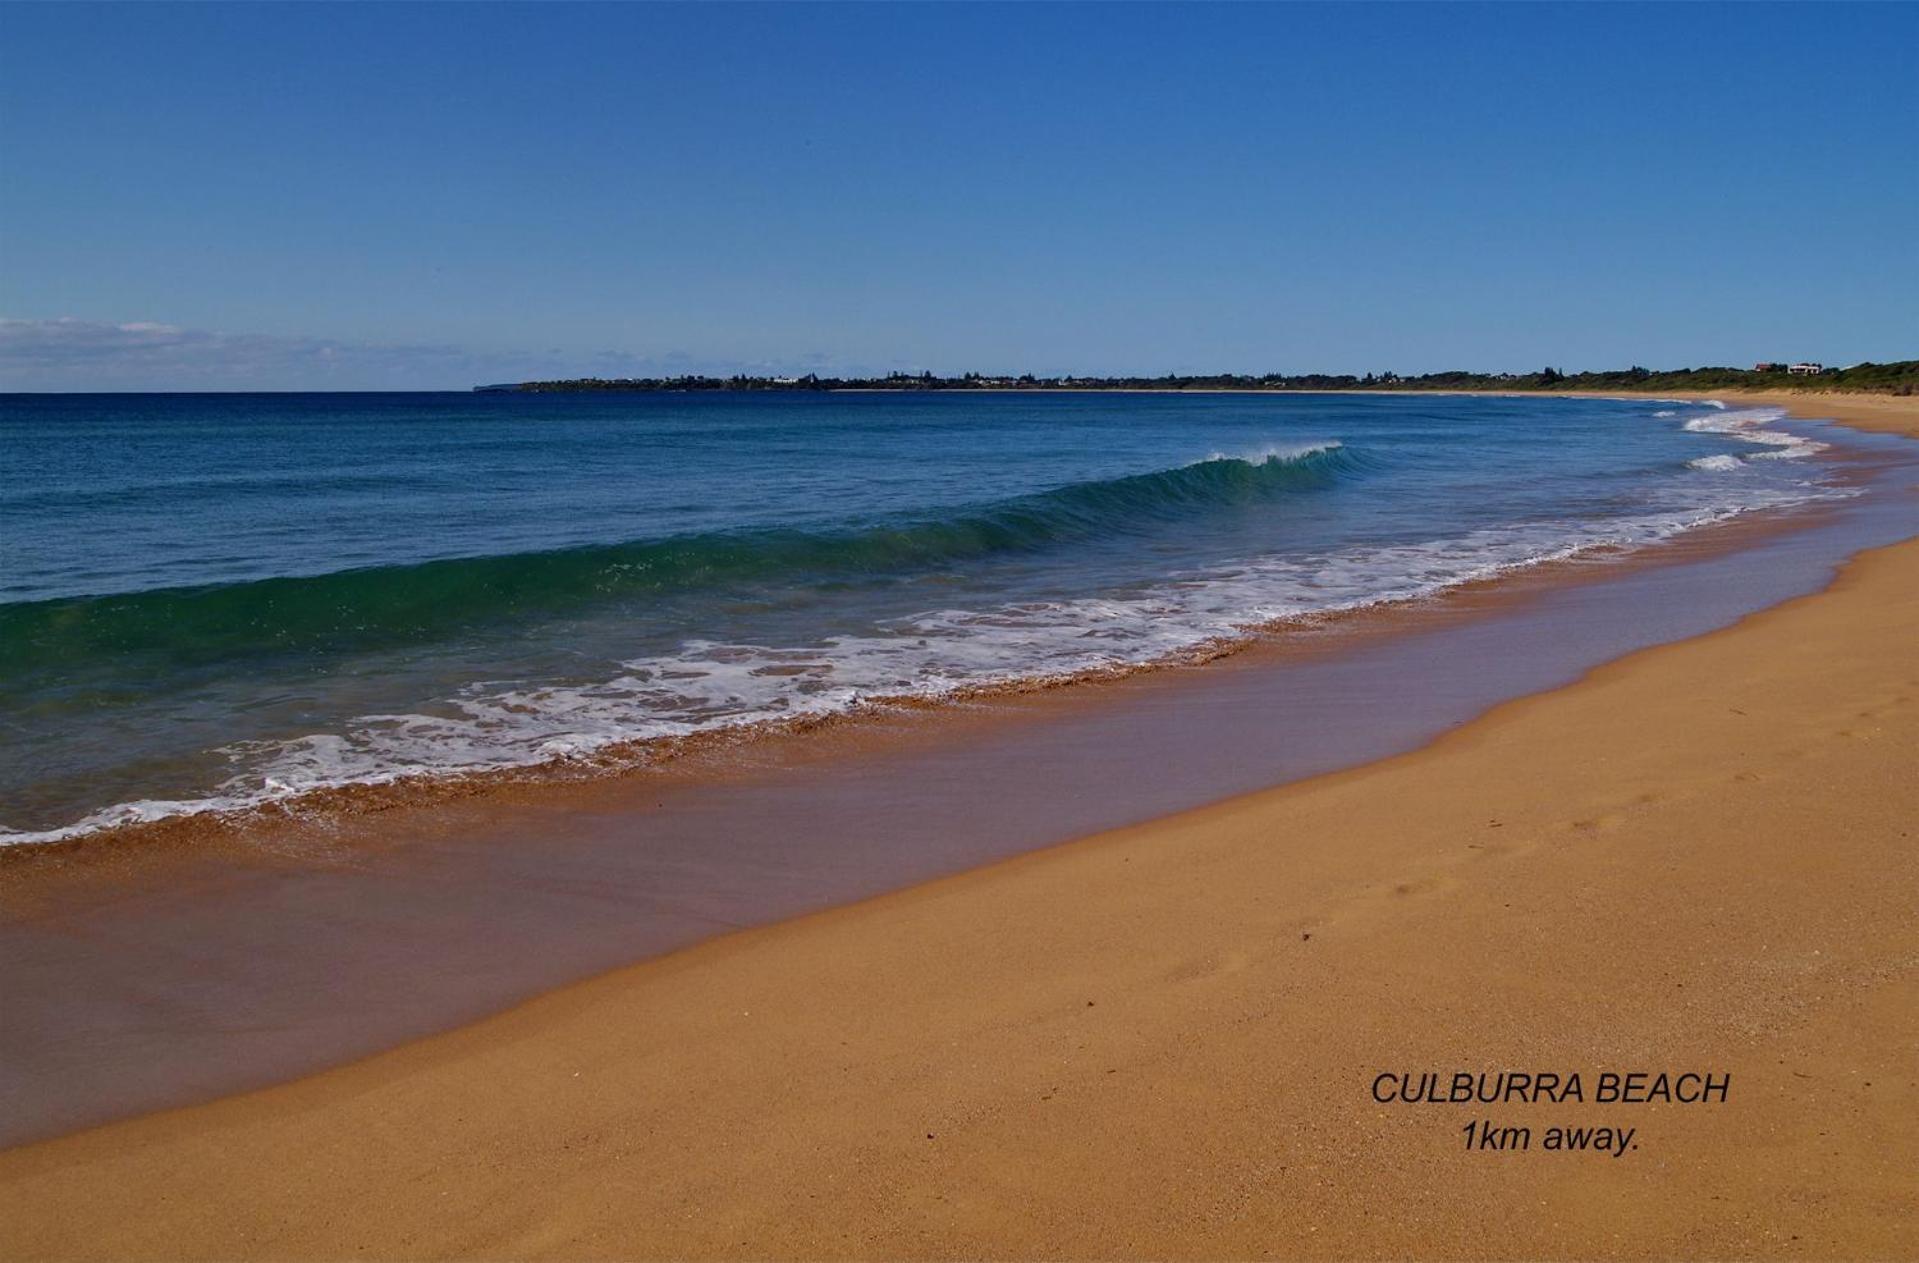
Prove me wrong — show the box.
[0,318,864,390]
[0,317,481,390]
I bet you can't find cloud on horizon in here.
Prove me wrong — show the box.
[0,318,856,391]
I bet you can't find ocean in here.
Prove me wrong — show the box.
[0,390,1844,843]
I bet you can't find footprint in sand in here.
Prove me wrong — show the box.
[1568,814,1622,834]
[1163,948,1253,985]
[1391,873,1462,898]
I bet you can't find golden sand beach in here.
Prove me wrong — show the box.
[0,394,1913,1260]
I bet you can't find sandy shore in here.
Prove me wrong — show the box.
[1,394,1914,1260]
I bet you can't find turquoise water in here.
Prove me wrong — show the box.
[0,390,1842,840]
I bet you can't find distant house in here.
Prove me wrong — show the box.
[1753,362,1783,372]
[1788,363,1824,376]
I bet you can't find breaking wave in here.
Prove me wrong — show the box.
[0,444,1358,684]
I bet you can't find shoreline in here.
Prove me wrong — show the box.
[12,464,1900,1150]
[1,394,1915,1257]
[0,493,1851,868]
[0,391,1878,863]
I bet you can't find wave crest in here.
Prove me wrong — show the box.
[0,443,1362,681]
[1681,406,1827,464]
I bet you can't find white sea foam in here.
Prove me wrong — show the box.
[1688,455,1744,472]
[1203,439,1342,464]
[1681,406,1827,462]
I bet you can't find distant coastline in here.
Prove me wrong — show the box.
[477,360,1918,396]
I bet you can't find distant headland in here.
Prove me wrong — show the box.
[477,360,1917,396]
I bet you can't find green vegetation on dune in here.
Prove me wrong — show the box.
[485,360,1919,396]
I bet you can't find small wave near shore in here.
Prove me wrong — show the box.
[0,395,1856,847]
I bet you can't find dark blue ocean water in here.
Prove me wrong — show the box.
[0,390,1840,840]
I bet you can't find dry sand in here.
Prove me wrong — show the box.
[1,394,1914,1260]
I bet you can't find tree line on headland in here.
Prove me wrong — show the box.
[480,359,1917,396]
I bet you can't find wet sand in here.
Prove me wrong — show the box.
[0,394,1915,1259]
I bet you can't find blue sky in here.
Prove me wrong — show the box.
[2,2,1914,390]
